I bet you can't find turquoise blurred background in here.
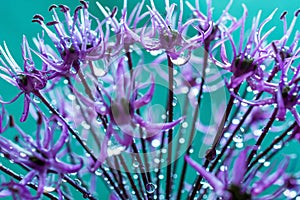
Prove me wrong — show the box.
[0,0,299,199]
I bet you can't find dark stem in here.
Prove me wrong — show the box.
[156,130,166,198]
[166,55,174,200]
[112,156,130,199]
[131,142,154,200]
[246,108,278,165]
[126,51,133,77]
[118,156,144,200]
[209,66,279,172]
[62,175,97,200]
[247,122,297,171]
[126,50,153,192]
[172,95,188,181]
[0,164,58,200]
[178,50,209,200]
[189,87,238,200]
[244,132,294,182]
[35,92,126,200]
[66,141,89,191]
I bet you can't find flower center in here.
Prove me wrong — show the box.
[227,184,252,200]
[233,55,257,77]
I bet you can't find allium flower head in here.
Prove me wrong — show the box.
[32,1,105,77]
[140,0,208,65]
[91,58,183,170]
[0,115,83,198]
[0,180,35,200]
[0,36,48,121]
[185,147,290,199]
[211,7,278,88]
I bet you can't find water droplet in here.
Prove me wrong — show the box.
[33,96,40,103]
[236,142,244,148]
[284,189,297,198]
[220,165,227,171]
[233,134,243,143]
[151,139,161,148]
[224,132,231,138]
[158,174,164,180]
[179,138,185,144]
[154,158,160,164]
[95,169,103,176]
[67,94,76,101]
[181,122,188,128]
[96,116,102,123]
[149,49,163,56]
[19,152,27,158]
[161,148,167,154]
[273,142,282,149]
[145,182,157,194]
[43,186,56,193]
[172,97,178,106]
[254,129,262,136]
[133,174,139,179]
[132,159,140,168]
[232,118,240,125]
[263,161,270,167]
[169,50,191,66]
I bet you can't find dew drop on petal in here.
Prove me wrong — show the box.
[43,186,56,193]
[169,50,191,66]
[19,152,27,158]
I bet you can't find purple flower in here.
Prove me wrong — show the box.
[97,0,148,53]
[210,6,277,88]
[0,180,35,200]
[186,0,240,50]
[0,115,82,198]
[140,0,207,65]
[185,147,290,199]
[32,1,106,78]
[91,58,183,170]
[270,10,300,65]
[229,51,300,126]
[0,36,48,122]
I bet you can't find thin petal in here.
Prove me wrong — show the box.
[184,155,224,193]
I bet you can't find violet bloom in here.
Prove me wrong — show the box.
[270,10,300,65]
[0,115,82,199]
[186,0,240,50]
[185,148,290,199]
[91,58,183,170]
[32,1,105,78]
[0,36,47,122]
[140,0,208,65]
[96,0,148,54]
[0,180,35,200]
[230,50,300,126]
[210,6,277,88]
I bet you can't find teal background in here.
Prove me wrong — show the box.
[0,0,299,199]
